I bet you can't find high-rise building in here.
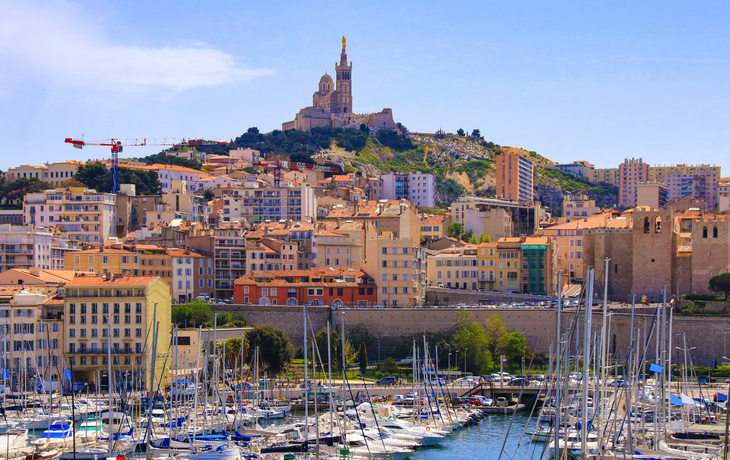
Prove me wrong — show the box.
[495,153,533,202]
[0,225,52,272]
[618,158,649,207]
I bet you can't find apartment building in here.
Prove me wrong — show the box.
[496,238,522,292]
[562,196,599,222]
[315,231,361,268]
[477,242,498,290]
[664,167,720,207]
[147,164,207,193]
[324,199,420,243]
[4,165,48,181]
[520,236,553,295]
[194,255,215,299]
[589,168,619,187]
[637,182,669,208]
[426,245,479,290]
[719,178,730,212]
[4,291,64,388]
[618,158,650,207]
[419,214,450,242]
[246,239,299,273]
[24,188,117,243]
[495,153,533,202]
[215,182,316,223]
[213,222,246,300]
[362,233,424,307]
[0,225,53,272]
[450,196,542,239]
[63,274,171,390]
[553,161,594,178]
[380,171,435,208]
[44,161,84,187]
[233,268,377,307]
[170,250,202,304]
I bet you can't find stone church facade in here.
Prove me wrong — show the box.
[283,38,397,131]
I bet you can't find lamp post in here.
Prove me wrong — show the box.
[455,350,460,378]
[464,347,469,376]
[376,336,380,364]
[448,353,452,381]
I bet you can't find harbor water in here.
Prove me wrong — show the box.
[410,414,541,460]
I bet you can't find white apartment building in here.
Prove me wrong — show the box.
[23,188,117,244]
[147,164,207,193]
[380,172,434,208]
[0,225,52,272]
[218,182,316,223]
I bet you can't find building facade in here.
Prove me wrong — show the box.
[63,274,171,390]
[619,158,650,207]
[496,153,533,202]
[380,172,435,208]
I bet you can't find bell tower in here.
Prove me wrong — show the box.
[335,36,352,113]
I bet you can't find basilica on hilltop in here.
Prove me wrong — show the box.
[282,37,397,131]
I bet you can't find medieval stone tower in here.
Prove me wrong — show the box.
[336,35,352,113]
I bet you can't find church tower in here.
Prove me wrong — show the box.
[335,36,352,113]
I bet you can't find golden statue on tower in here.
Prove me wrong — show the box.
[342,35,346,50]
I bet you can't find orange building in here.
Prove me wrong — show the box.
[496,153,533,202]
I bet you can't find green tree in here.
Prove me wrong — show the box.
[471,129,482,139]
[456,128,465,137]
[382,357,400,374]
[217,337,250,371]
[74,162,111,192]
[452,312,493,374]
[312,327,354,372]
[446,222,464,239]
[478,232,492,243]
[246,325,294,376]
[485,314,508,359]
[358,342,368,375]
[709,272,730,300]
[359,123,370,135]
[203,189,215,201]
[171,300,214,328]
[462,229,474,242]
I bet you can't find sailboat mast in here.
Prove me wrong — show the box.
[581,268,594,459]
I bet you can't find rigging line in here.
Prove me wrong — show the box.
[505,336,544,460]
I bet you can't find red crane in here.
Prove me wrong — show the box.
[64,137,232,193]
[251,160,339,187]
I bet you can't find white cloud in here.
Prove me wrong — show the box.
[0,0,271,91]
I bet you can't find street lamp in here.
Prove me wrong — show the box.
[448,353,452,378]
[464,348,469,376]
[455,350,460,377]
[376,336,380,364]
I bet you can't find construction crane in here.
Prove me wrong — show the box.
[64,137,232,193]
[251,160,340,187]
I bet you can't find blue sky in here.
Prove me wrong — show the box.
[2,0,729,173]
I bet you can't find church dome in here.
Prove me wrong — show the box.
[319,73,333,84]
[318,73,334,93]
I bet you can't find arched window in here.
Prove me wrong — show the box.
[644,217,650,234]
[258,297,270,305]
[286,298,297,306]
[703,227,708,238]
[332,299,343,308]
[654,217,661,234]
[310,300,320,306]
[714,226,718,238]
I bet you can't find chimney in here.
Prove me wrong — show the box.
[29,267,42,277]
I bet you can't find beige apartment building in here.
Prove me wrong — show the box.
[426,244,479,290]
[562,195,600,222]
[589,168,619,187]
[63,274,171,390]
[315,231,362,268]
[363,233,423,307]
[636,182,669,208]
[496,153,534,202]
[24,188,117,244]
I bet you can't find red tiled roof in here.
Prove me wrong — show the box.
[65,275,160,287]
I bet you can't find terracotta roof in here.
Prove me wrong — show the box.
[75,248,136,255]
[43,297,65,306]
[317,231,347,237]
[334,175,354,182]
[0,287,23,296]
[65,275,160,287]
[148,164,206,174]
[234,267,368,284]
[419,214,447,224]
[168,250,202,258]
[523,236,549,245]
[0,269,80,284]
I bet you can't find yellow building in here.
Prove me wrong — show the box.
[589,168,619,187]
[65,248,139,274]
[426,244,479,290]
[419,213,450,242]
[496,237,522,292]
[362,233,424,307]
[477,242,498,290]
[63,274,171,391]
[315,231,362,268]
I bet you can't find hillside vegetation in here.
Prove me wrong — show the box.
[142,127,617,207]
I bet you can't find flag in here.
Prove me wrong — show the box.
[64,369,72,381]
[649,363,664,374]
[1,370,8,380]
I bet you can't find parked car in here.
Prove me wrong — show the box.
[469,396,493,406]
[508,378,530,387]
[375,376,397,386]
[607,379,626,387]
[496,397,509,407]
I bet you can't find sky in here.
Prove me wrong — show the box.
[2,0,730,173]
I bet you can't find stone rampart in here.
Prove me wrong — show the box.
[425,287,554,306]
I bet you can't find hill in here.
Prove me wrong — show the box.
[140,127,617,209]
